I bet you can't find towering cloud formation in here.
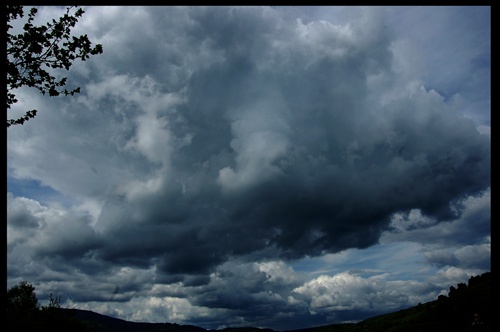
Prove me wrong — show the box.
[89,7,489,275]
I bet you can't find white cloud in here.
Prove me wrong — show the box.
[292,272,437,316]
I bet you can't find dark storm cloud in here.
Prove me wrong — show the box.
[75,6,491,277]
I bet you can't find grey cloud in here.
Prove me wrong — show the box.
[183,260,306,329]
[423,243,491,271]
[7,194,99,250]
[382,189,490,247]
[7,194,40,229]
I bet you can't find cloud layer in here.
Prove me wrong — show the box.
[7,6,490,330]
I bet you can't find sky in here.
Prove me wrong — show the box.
[6,6,491,331]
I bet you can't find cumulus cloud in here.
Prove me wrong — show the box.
[292,272,438,316]
[7,193,101,257]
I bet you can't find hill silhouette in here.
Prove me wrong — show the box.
[64,309,204,332]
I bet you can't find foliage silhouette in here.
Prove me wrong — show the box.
[7,5,103,127]
[6,281,90,331]
[6,281,39,331]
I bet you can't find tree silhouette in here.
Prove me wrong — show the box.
[7,5,103,127]
[6,281,40,331]
[7,281,90,331]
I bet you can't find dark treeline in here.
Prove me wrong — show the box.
[6,281,89,331]
[6,272,491,332]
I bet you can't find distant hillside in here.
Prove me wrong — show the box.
[66,272,492,332]
[68,309,206,332]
